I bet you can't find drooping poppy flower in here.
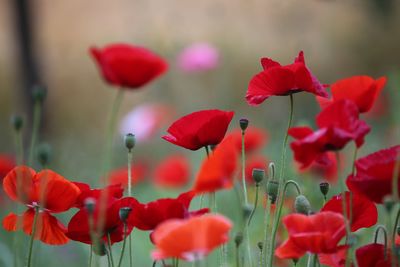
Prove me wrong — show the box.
[108,162,147,188]
[90,43,168,89]
[128,191,208,231]
[227,127,268,153]
[119,103,174,142]
[321,191,377,232]
[192,137,238,193]
[67,196,138,245]
[330,75,387,113]
[177,43,220,72]
[347,145,400,203]
[151,214,232,261]
[319,246,348,267]
[0,154,15,180]
[153,155,190,188]
[243,155,268,184]
[246,51,328,105]
[162,109,234,151]
[275,211,346,260]
[289,100,370,169]
[356,243,392,267]
[2,166,80,245]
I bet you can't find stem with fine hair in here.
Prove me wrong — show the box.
[117,224,128,267]
[27,206,39,267]
[267,94,294,267]
[247,183,260,226]
[28,101,42,166]
[241,130,249,205]
[127,148,134,267]
[262,197,271,266]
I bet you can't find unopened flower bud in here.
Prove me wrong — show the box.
[84,197,96,214]
[10,115,23,131]
[239,118,249,131]
[93,242,107,256]
[295,195,311,215]
[268,162,275,180]
[319,182,329,197]
[234,232,243,247]
[257,241,263,250]
[124,133,136,151]
[32,85,47,103]
[36,143,52,167]
[242,203,253,220]
[119,207,132,222]
[252,168,265,184]
[384,196,395,213]
[267,180,279,204]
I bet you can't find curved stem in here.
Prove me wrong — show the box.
[241,130,249,205]
[27,206,39,267]
[117,224,128,267]
[247,184,260,226]
[28,101,42,166]
[374,225,388,248]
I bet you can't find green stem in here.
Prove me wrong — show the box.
[107,233,115,267]
[262,197,271,266]
[88,245,93,267]
[267,180,301,267]
[117,224,128,267]
[15,129,24,165]
[235,245,240,267]
[374,225,388,248]
[205,146,210,158]
[27,206,39,267]
[241,130,249,205]
[127,149,134,267]
[247,184,260,226]
[28,101,42,166]
[278,93,294,180]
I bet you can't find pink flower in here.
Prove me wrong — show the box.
[177,43,219,72]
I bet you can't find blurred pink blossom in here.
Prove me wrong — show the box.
[177,43,220,72]
[119,103,173,142]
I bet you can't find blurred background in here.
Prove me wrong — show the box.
[0,0,399,266]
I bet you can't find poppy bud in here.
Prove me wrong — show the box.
[239,118,249,131]
[252,168,265,184]
[295,195,311,215]
[267,180,279,204]
[268,162,275,180]
[242,203,253,220]
[93,242,107,256]
[124,133,136,151]
[36,143,52,167]
[384,196,395,213]
[32,85,47,103]
[234,232,243,247]
[319,182,329,197]
[257,241,263,250]
[84,197,96,214]
[119,207,132,223]
[10,115,23,131]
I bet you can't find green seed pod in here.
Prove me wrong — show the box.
[36,143,52,167]
[384,196,395,213]
[84,197,96,214]
[257,241,263,250]
[242,203,253,220]
[319,182,330,197]
[10,115,23,131]
[124,133,136,151]
[32,85,47,103]
[252,168,265,184]
[295,195,311,215]
[239,118,249,131]
[234,232,243,247]
[119,207,132,222]
[267,180,279,204]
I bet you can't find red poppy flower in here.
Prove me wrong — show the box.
[297,152,338,182]
[347,145,400,203]
[73,182,124,208]
[289,100,370,168]
[2,166,80,245]
[67,196,138,245]
[356,243,392,267]
[192,137,238,193]
[321,191,377,232]
[90,43,168,89]
[330,76,387,113]
[153,155,190,188]
[128,191,208,231]
[319,246,348,267]
[243,155,268,184]
[227,127,268,153]
[107,162,147,188]
[275,211,346,260]
[246,51,328,105]
[0,154,15,180]
[151,214,232,261]
[162,109,234,151]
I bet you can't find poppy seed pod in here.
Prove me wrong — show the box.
[257,241,263,250]
[242,203,253,220]
[239,118,249,131]
[10,115,23,131]
[32,85,47,103]
[119,207,132,222]
[234,232,243,247]
[267,180,279,204]
[124,133,136,151]
[383,196,395,213]
[295,195,311,215]
[93,242,107,256]
[252,168,265,184]
[84,197,96,214]
[319,182,330,197]
[36,143,52,167]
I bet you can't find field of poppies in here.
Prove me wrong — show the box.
[0,1,400,267]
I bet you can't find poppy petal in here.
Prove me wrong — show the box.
[2,166,36,204]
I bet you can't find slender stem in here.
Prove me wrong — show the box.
[262,197,272,266]
[152,261,157,267]
[241,130,249,205]
[374,225,388,248]
[28,101,42,166]
[117,224,128,267]
[205,146,210,158]
[15,129,24,165]
[107,233,115,267]
[235,244,240,267]
[27,206,39,267]
[247,184,260,226]
[278,93,294,180]
[306,253,312,267]
[129,232,133,267]
[88,245,93,267]
[258,246,263,267]
[127,149,134,267]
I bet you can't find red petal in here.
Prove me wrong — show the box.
[3,212,19,231]
[275,238,306,260]
[2,166,36,204]
[154,155,190,188]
